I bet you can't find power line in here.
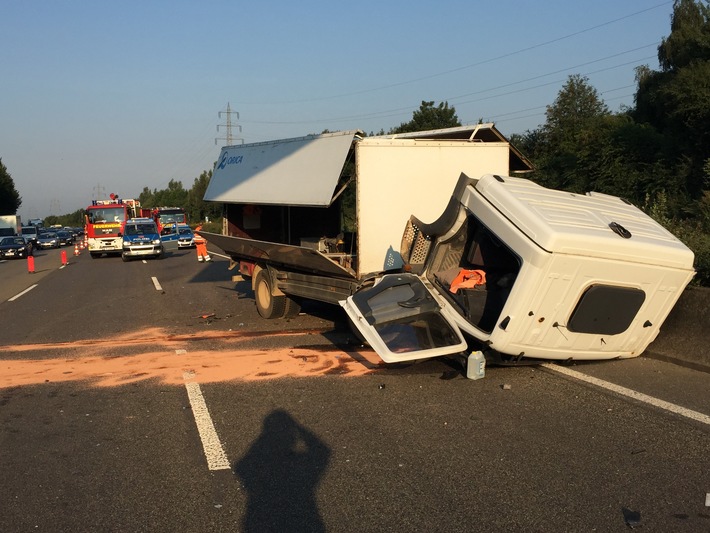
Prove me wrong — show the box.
[238,50,657,127]
[234,2,672,106]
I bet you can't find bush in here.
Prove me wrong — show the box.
[644,191,709,286]
[673,221,710,286]
[192,218,222,234]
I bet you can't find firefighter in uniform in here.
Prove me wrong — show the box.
[194,225,211,262]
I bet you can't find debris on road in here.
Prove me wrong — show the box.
[622,507,641,528]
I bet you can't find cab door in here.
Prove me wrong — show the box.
[340,273,467,363]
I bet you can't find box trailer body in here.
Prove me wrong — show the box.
[205,125,531,278]
[354,134,521,276]
[0,215,22,237]
[202,128,694,363]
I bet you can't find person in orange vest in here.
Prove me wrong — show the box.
[194,225,211,262]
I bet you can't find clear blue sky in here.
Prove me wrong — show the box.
[1,0,676,220]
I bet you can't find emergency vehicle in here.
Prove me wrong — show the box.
[121,218,163,261]
[151,207,187,241]
[85,195,146,258]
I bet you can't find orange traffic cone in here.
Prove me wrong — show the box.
[27,255,35,274]
[74,243,80,256]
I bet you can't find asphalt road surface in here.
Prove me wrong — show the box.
[1,242,709,532]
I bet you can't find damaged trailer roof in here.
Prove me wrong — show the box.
[204,130,361,207]
[371,123,533,172]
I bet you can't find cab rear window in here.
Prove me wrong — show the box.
[567,285,646,335]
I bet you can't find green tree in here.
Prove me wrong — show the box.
[390,101,460,134]
[658,0,710,71]
[634,0,710,200]
[0,158,22,214]
[138,186,154,207]
[527,75,610,191]
[186,170,221,223]
[44,209,85,228]
[543,74,609,150]
[148,179,188,208]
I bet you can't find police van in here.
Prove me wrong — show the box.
[121,218,164,261]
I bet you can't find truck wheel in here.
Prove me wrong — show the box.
[284,296,302,318]
[254,269,286,319]
[90,252,100,259]
[122,254,130,262]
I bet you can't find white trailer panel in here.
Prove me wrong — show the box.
[205,130,359,206]
[355,138,511,276]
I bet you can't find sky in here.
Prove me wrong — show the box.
[1,0,677,221]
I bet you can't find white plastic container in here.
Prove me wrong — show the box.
[467,351,486,380]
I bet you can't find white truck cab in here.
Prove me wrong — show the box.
[342,173,695,364]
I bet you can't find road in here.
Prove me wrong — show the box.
[1,242,709,532]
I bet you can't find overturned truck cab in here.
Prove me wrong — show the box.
[341,173,695,364]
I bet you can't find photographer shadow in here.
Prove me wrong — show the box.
[234,409,331,532]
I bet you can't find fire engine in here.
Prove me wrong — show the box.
[151,207,187,241]
[85,195,146,258]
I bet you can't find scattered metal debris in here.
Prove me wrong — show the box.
[622,507,641,528]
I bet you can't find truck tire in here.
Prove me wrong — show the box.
[90,252,100,259]
[254,269,286,319]
[283,296,302,318]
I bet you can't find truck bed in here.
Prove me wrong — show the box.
[199,232,357,279]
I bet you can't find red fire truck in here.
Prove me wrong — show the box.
[151,207,187,241]
[85,195,146,258]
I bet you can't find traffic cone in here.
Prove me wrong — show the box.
[27,255,35,274]
[61,250,68,265]
[74,243,79,256]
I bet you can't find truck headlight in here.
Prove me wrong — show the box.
[152,239,161,245]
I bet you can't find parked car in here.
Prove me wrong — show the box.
[0,236,33,259]
[56,230,74,246]
[176,225,195,249]
[37,231,60,249]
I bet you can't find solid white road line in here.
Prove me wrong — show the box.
[151,276,163,291]
[183,372,231,471]
[542,363,710,427]
[8,284,38,302]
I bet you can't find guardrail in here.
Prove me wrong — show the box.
[647,286,710,371]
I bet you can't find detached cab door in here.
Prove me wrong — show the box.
[340,273,467,363]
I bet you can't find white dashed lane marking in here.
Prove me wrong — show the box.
[542,363,710,426]
[8,284,38,302]
[183,371,231,471]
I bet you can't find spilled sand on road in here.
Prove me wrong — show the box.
[0,327,384,388]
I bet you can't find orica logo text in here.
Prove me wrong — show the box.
[218,152,244,169]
